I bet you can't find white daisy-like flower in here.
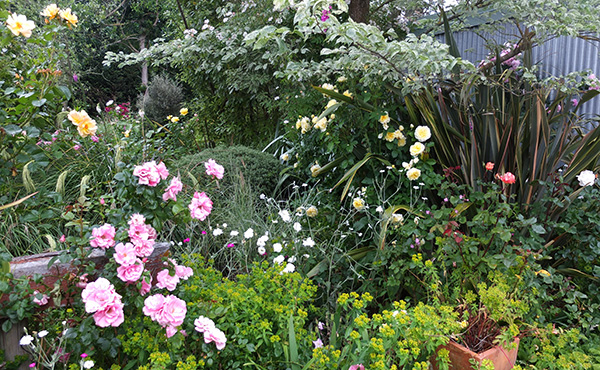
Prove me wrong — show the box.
[38,330,48,338]
[230,230,239,237]
[244,228,254,239]
[273,255,285,265]
[213,228,223,236]
[293,222,302,232]
[20,335,34,346]
[258,246,266,255]
[273,243,283,253]
[83,360,95,369]
[303,237,315,247]
[278,210,292,223]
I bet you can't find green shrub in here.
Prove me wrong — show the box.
[140,75,183,122]
[172,145,285,200]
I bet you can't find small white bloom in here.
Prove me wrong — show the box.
[222,223,228,228]
[213,228,223,236]
[273,243,283,253]
[20,335,34,346]
[83,360,95,369]
[282,263,295,273]
[273,255,285,265]
[106,100,114,106]
[38,330,48,338]
[259,194,266,200]
[258,246,266,255]
[293,222,302,232]
[278,209,292,223]
[303,237,315,247]
[244,228,254,239]
[577,170,596,187]
[288,256,297,263]
[230,230,239,237]
[376,206,383,213]
[280,152,290,161]
[257,235,269,247]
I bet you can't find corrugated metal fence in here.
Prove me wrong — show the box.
[437,23,600,119]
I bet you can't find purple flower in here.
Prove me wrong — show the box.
[227,243,235,248]
[73,74,78,82]
[313,338,323,348]
[183,238,190,243]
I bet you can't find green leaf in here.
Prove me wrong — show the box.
[56,85,71,101]
[31,99,47,107]
[4,124,22,136]
[531,224,546,235]
[2,320,12,333]
[288,314,300,370]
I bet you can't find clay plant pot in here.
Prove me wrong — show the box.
[431,337,520,370]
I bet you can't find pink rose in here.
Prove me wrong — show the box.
[129,223,156,257]
[349,365,365,370]
[89,224,116,249]
[166,325,178,338]
[116,260,144,282]
[204,327,227,350]
[59,234,66,243]
[143,294,166,321]
[140,275,152,296]
[32,290,49,306]
[129,213,146,226]
[204,159,224,180]
[133,161,161,187]
[194,316,216,333]
[114,242,137,266]
[175,265,193,280]
[498,172,516,184]
[81,278,121,314]
[162,176,183,202]
[485,162,494,171]
[161,295,187,327]
[156,162,169,180]
[156,269,180,291]
[93,301,124,327]
[188,191,213,221]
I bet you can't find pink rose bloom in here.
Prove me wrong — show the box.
[156,162,169,180]
[140,275,152,296]
[89,224,116,249]
[129,223,156,257]
[81,278,121,313]
[143,294,166,321]
[116,259,144,282]
[133,161,161,187]
[161,295,187,327]
[204,327,227,350]
[59,234,66,243]
[175,265,193,280]
[498,172,516,184]
[93,300,124,327]
[156,269,180,291]
[349,365,365,370]
[114,242,137,266]
[194,316,216,333]
[129,213,146,226]
[32,290,49,306]
[166,325,178,338]
[162,176,183,202]
[204,159,224,180]
[188,191,213,221]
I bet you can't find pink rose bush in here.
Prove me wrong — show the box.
[81,278,124,327]
[127,214,157,257]
[194,316,227,350]
[89,224,116,249]
[133,160,169,187]
[143,294,187,338]
[189,191,213,221]
[205,159,224,180]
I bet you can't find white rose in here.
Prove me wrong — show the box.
[577,170,596,187]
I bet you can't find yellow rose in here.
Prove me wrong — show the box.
[6,14,36,38]
[414,125,431,142]
[314,117,327,132]
[180,108,188,116]
[409,142,425,157]
[171,116,179,123]
[68,109,97,138]
[406,168,421,181]
[310,163,321,177]
[343,90,353,98]
[326,99,337,109]
[59,8,78,27]
[41,4,60,20]
[384,132,396,142]
[379,113,390,125]
[306,206,318,217]
[337,76,347,83]
[353,197,366,211]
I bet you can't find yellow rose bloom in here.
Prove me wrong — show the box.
[414,125,431,142]
[314,117,327,132]
[337,76,347,83]
[6,14,36,38]
[59,8,78,27]
[326,99,337,109]
[300,117,311,134]
[353,197,366,211]
[322,83,335,90]
[384,132,396,142]
[310,163,321,177]
[379,113,390,125]
[68,109,97,138]
[306,206,318,217]
[41,4,60,19]
[171,116,179,123]
[409,142,425,157]
[406,168,421,181]
[180,108,188,116]
[343,90,353,98]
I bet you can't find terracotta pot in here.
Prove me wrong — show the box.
[431,337,520,370]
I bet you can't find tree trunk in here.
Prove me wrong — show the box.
[349,0,370,23]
